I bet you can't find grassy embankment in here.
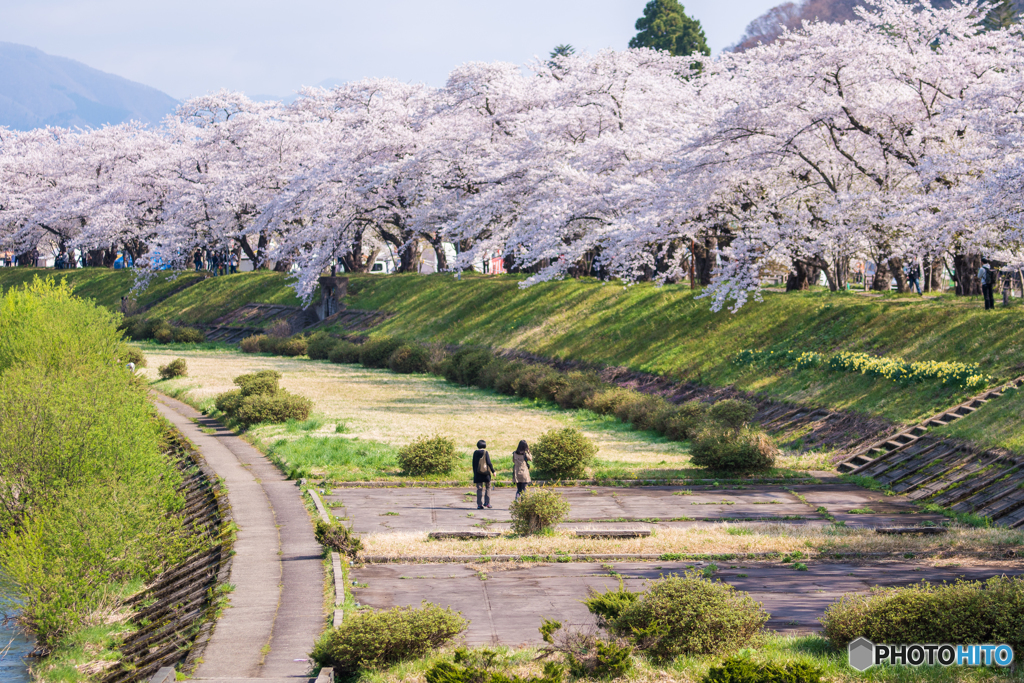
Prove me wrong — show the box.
[142,347,830,482]
[5,267,1019,452]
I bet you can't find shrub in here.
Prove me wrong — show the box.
[266,318,293,338]
[476,357,514,390]
[708,399,756,429]
[583,581,640,627]
[397,434,459,475]
[158,358,188,379]
[121,346,146,368]
[554,371,606,409]
[820,576,1024,651]
[152,325,174,344]
[234,370,282,396]
[359,336,405,369]
[660,400,708,440]
[235,391,312,427]
[173,327,205,344]
[214,389,244,416]
[690,426,778,473]
[702,656,823,683]
[585,387,639,416]
[328,341,362,364]
[443,347,494,386]
[509,488,570,535]
[388,343,432,374]
[257,335,282,354]
[121,316,164,342]
[278,337,308,357]
[511,365,567,401]
[305,332,337,360]
[310,603,467,675]
[609,571,769,658]
[490,360,530,395]
[540,620,632,680]
[313,519,363,558]
[614,393,672,432]
[240,334,265,353]
[532,427,598,479]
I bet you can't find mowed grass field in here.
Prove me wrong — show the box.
[140,347,829,482]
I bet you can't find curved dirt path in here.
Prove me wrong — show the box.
[153,394,324,681]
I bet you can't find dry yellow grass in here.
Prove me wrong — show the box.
[141,348,693,467]
[360,523,1023,560]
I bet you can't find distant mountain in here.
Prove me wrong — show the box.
[0,42,178,130]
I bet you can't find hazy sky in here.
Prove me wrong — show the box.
[4,1,783,100]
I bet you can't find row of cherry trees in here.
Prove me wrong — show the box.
[1,0,1023,309]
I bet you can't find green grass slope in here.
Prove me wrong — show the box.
[143,271,304,324]
[342,274,1024,426]
[0,268,207,309]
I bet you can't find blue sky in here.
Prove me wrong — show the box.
[5,0,784,99]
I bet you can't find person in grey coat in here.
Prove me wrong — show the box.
[512,440,532,500]
[472,440,495,509]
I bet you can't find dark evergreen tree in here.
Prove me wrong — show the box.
[549,44,576,59]
[629,0,710,57]
[984,0,1023,31]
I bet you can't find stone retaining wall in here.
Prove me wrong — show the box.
[100,428,232,683]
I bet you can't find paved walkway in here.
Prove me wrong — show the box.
[153,395,323,681]
[351,560,1023,645]
[324,484,946,533]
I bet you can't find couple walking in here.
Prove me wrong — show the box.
[472,439,532,509]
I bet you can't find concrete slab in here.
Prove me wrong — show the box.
[325,484,939,533]
[350,561,1024,646]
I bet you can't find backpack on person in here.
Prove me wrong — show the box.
[476,451,490,474]
[988,267,998,287]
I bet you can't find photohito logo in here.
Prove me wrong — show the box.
[848,638,1015,671]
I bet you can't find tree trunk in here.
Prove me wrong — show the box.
[16,249,37,267]
[888,257,909,293]
[786,260,820,291]
[240,232,271,269]
[871,260,890,291]
[953,252,982,296]
[693,236,717,286]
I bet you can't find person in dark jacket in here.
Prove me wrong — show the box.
[472,440,495,509]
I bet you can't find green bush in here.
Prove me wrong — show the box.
[278,337,308,357]
[614,392,672,432]
[609,571,769,659]
[509,488,570,535]
[708,399,757,429]
[120,346,147,368]
[240,334,264,353]
[388,343,432,374]
[359,336,405,368]
[173,327,205,344]
[0,278,194,645]
[702,656,823,683]
[583,581,640,627]
[690,426,778,473]
[120,316,165,342]
[257,335,282,354]
[820,577,1024,651]
[152,325,174,344]
[328,341,362,364]
[397,434,459,476]
[511,365,568,401]
[158,358,188,379]
[235,391,312,427]
[532,427,598,479]
[443,347,494,386]
[214,389,244,416]
[313,519,363,559]
[490,360,530,395]
[310,603,467,675]
[475,357,513,390]
[585,387,639,416]
[553,371,606,409]
[234,369,282,396]
[660,400,708,440]
[305,332,337,360]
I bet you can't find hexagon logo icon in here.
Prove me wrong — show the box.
[848,637,875,672]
